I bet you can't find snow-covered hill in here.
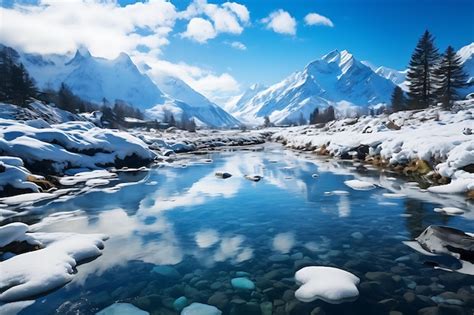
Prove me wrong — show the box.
[458,42,474,94]
[230,50,397,125]
[17,47,239,128]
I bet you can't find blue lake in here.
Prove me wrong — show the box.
[14,145,474,314]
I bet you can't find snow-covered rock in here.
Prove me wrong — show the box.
[0,157,42,196]
[344,179,376,191]
[230,49,396,125]
[0,118,155,174]
[0,227,107,302]
[294,266,360,304]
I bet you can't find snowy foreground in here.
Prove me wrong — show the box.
[272,101,474,197]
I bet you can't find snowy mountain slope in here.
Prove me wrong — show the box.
[21,48,166,111]
[231,50,396,125]
[225,83,267,114]
[374,66,408,90]
[16,47,239,128]
[458,43,474,96]
[150,75,241,127]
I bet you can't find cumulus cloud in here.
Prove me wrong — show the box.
[180,0,250,42]
[0,0,177,58]
[261,9,296,35]
[304,12,334,27]
[181,17,217,43]
[228,41,247,50]
[0,0,245,105]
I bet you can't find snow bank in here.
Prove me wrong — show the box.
[0,225,107,302]
[273,103,474,195]
[0,118,155,175]
[0,157,42,196]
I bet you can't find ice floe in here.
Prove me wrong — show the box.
[181,303,222,315]
[294,266,360,304]
[344,179,376,191]
[96,303,149,315]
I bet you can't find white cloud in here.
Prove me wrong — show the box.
[180,0,250,41]
[304,13,334,27]
[0,0,244,105]
[261,9,296,35]
[228,41,247,50]
[181,17,217,43]
[0,0,177,58]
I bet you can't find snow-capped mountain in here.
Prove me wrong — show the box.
[150,75,240,127]
[230,49,396,125]
[18,47,239,127]
[458,42,474,85]
[225,83,267,114]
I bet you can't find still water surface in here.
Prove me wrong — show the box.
[17,145,474,314]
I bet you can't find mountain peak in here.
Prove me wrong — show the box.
[66,47,91,65]
[114,52,134,66]
[458,42,474,63]
[322,49,340,63]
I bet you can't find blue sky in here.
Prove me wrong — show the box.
[1,0,473,103]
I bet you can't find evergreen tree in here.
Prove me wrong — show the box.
[434,46,468,110]
[169,114,176,127]
[406,30,440,109]
[298,112,306,125]
[263,116,271,127]
[390,86,406,112]
[309,107,319,124]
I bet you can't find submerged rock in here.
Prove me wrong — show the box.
[215,172,232,179]
[173,296,188,312]
[151,265,181,279]
[244,175,263,182]
[231,277,255,290]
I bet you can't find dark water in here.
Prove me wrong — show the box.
[12,145,474,314]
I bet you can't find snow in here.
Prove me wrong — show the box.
[344,179,376,191]
[229,49,396,125]
[181,303,222,315]
[382,193,406,199]
[0,193,56,206]
[272,102,474,196]
[0,118,154,175]
[0,222,38,247]
[0,101,81,124]
[0,230,107,302]
[294,266,360,304]
[0,157,42,195]
[96,303,149,315]
[433,207,465,215]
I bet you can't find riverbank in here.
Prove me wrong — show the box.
[271,101,474,200]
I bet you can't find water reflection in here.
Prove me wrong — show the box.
[11,145,474,315]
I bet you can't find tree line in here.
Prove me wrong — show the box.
[391,30,469,112]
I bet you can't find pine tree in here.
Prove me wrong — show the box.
[298,112,306,125]
[406,30,440,109]
[263,116,271,127]
[309,107,319,124]
[390,86,406,112]
[434,46,468,110]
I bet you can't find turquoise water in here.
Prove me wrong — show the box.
[12,145,474,314]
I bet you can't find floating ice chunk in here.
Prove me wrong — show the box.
[181,303,222,315]
[295,266,360,304]
[344,180,376,191]
[231,277,255,290]
[324,190,350,196]
[311,174,319,178]
[59,170,117,186]
[382,193,406,199]
[85,179,110,187]
[96,303,149,315]
[428,178,472,194]
[0,232,107,302]
[433,207,464,215]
